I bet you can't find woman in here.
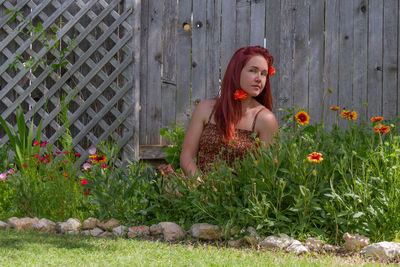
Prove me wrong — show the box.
[180,46,279,177]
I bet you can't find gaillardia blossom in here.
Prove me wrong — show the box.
[340,110,358,120]
[371,116,383,122]
[295,111,310,125]
[330,106,340,111]
[307,152,323,163]
[374,124,390,134]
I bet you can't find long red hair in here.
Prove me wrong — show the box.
[214,46,274,141]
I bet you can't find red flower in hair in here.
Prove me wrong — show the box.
[268,66,276,76]
[233,89,248,100]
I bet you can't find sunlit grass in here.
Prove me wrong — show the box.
[0,230,383,266]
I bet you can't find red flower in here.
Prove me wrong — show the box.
[44,154,50,158]
[89,155,107,163]
[374,124,390,134]
[23,164,28,167]
[83,190,89,194]
[38,158,45,162]
[330,106,340,111]
[31,154,39,158]
[40,141,48,147]
[45,159,50,163]
[371,116,383,122]
[307,152,323,163]
[33,142,40,146]
[75,153,81,156]
[64,151,69,154]
[233,89,248,100]
[49,175,54,179]
[295,111,310,125]
[101,164,107,169]
[64,161,69,163]
[56,151,61,155]
[63,173,68,178]
[88,161,93,164]
[268,66,276,76]
[81,179,88,186]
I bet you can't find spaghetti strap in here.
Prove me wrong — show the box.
[207,105,216,123]
[251,108,265,132]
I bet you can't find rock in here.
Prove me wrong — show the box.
[0,221,7,230]
[82,218,100,230]
[90,227,104,237]
[286,240,309,255]
[55,218,81,234]
[322,244,338,254]
[98,231,113,238]
[66,230,79,235]
[343,233,370,251]
[228,239,243,248]
[261,234,293,250]
[98,218,120,231]
[158,222,185,241]
[32,218,56,233]
[127,225,150,238]
[189,223,222,240]
[150,224,163,236]
[81,230,91,236]
[361,242,400,260]
[246,227,260,239]
[112,225,128,238]
[244,235,259,246]
[229,226,240,237]
[7,217,39,230]
[305,237,323,251]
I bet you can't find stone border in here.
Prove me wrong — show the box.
[1,217,399,261]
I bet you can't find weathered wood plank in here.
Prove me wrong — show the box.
[236,0,250,48]
[265,0,281,115]
[292,0,309,115]
[145,0,162,145]
[353,0,368,121]
[221,0,236,79]
[382,0,398,120]
[139,145,168,159]
[139,0,149,145]
[205,0,221,99]
[175,0,192,126]
[126,0,141,160]
[191,0,207,106]
[278,0,295,121]
[250,0,265,46]
[161,0,177,139]
[308,0,324,124]
[338,0,353,128]
[323,0,340,129]
[367,0,383,119]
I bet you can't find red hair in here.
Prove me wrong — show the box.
[214,46,274,141]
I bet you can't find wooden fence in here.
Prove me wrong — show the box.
[1,0,399,161]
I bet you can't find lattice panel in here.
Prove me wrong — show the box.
[0,0,137,165]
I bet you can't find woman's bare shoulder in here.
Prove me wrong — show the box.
[192,99,217,123]
[256,108,279,129]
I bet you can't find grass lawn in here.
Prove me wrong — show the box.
[0,230,387,267]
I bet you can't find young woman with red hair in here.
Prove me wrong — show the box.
[180,46,279,177]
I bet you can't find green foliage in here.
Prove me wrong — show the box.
[81,144,165,224]
[159,122,185,170]
[0,106,43,170]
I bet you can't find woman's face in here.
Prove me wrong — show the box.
[239,55,268,98]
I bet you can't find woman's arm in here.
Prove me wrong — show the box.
[255,109,279,146]
[180,100,213,177]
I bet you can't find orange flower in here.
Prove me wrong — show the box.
[371,116,383,122]
[233,89,248,100]
[268,66,276,76]
[374,124,390,134]
[89,155,107,163]
[63,173,68,178]
[330,106,340,111]
[340,110,358,120]
[307,152,323,163]
[295,111,310,125]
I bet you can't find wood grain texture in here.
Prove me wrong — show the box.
[221,0,236,79]
[367,0,383,119]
